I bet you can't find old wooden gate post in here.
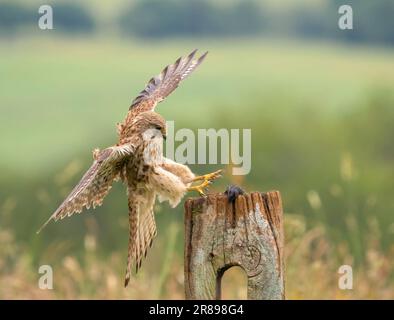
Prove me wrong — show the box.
[184,191,285,300]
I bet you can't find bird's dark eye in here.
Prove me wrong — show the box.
[155,125,162,130]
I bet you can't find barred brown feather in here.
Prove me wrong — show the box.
[37,145,133,233]
[129,49,208,113]
[124,187,157,287]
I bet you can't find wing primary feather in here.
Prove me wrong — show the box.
[37,145,133,234]
[197,51,208,66]
[129,49,208,111]
[181,49,198,71]
[36,215,54,234]
[173,56,182,72]
[186,49,198,64]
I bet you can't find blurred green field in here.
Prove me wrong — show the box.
[1,37,393,299]
[2,38,394,172]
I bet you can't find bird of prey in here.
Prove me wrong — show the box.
[38,50,222,287]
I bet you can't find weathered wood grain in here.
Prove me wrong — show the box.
[184,191,284,300]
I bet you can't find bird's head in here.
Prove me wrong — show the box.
[132,111,167,141]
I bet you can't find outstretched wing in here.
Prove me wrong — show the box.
[37,144,133,233]
[129,49,208,114]
[125,187,157,287]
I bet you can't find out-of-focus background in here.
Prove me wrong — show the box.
[0,0,393,299]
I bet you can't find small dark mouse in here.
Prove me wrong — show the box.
[224,185,245,203]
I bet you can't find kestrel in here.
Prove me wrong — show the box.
[38,50,222,287]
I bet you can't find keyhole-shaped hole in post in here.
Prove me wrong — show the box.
[217,266,247,300]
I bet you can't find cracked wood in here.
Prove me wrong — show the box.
[184,191,284,300]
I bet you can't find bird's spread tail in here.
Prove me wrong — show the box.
[124,207,157,287]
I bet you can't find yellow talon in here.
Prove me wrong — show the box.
[187,169,222,196]
[187,180,211,196]
[192,169,222,183]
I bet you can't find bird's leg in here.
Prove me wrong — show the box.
[187,169,222,196]
[191,169,222,183]
[187,179,211,196]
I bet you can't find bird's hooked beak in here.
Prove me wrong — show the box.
[162,128,167,140]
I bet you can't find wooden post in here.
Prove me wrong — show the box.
[184,191,284,300]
